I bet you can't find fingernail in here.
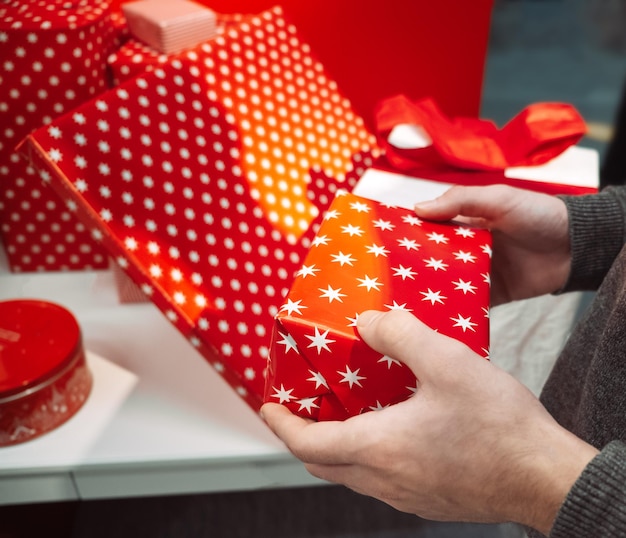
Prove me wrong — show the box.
[356,310,383,328]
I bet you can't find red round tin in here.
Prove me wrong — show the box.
[0,300,92,446]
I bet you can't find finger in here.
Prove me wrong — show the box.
[263,404,421,509]
[304,462,356,486]
[260,403,357,465]
[356,310,468,379]
[413,184,519,222]
[304,462,408,512]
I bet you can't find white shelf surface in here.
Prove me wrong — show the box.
[0,259,322,505]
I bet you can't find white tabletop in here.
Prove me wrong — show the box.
[0,248,322,506]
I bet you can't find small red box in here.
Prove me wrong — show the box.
[266,191,492,421]
[122,0,218,54]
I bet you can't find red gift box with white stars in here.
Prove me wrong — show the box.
[266,191,492,421]
[0,0,124,272]
[20,6,379,412]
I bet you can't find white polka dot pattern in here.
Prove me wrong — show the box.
[107,14,245,87]
[194,10,375,242]
[21,6,379,411]
[107,38,174,87]
[0,0,121,272]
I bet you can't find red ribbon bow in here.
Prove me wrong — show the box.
[374,95,587,173]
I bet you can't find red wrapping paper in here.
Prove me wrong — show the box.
[110,1,493,131]
[20,6,379,411]
[107,38,173,86]
[203,0,493,132]
[107,13,246,86]
[376,95,587,172]
[0,0,122,272]
[266,191,492,421]
[373,95,596,196]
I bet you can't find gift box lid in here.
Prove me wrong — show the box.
[0,299,82,397]
[0,299,92,446]
[267,191,492,421]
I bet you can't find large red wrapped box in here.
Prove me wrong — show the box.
[20,6,379,411]
[266,191,492,421]
[0,0,122,272]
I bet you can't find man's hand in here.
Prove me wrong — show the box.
[413,185,571,305]
[261,310,598,534]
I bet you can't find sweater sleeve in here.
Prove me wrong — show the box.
[559,187,626,292]
[550,441,626,537]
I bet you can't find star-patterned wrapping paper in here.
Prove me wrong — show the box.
[20,6,380,411]
[0,0,122,272]
[266,191,492,422]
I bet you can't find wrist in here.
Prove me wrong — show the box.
[512,423,599,534]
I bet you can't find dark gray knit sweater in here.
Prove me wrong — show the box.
[527,186,626,537]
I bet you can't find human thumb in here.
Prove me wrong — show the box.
[356,309,461,379]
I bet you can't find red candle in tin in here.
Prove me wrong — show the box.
[0,300,92,446]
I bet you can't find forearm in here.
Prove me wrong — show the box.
[504,422,599,535]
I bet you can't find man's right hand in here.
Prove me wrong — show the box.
[414,184,571,306]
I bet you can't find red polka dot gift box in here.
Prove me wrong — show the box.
[0,0,122,272]
[107,13,246,87]
[19,6,380,411]
[107,37,177,87]
[266,191,492,422]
